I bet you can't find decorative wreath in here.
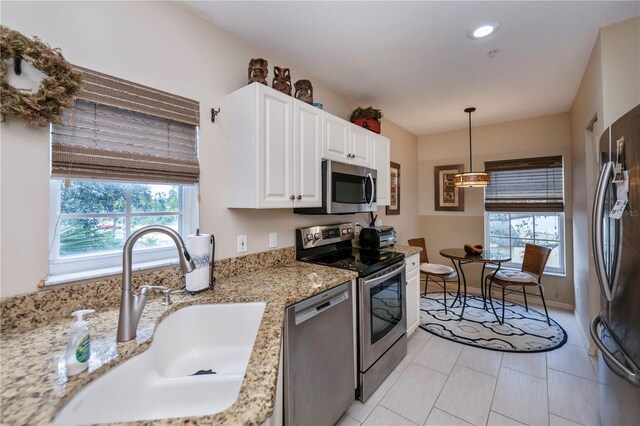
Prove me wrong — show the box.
[0,26,82,127]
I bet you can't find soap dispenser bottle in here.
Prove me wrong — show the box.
[65,309,95,376]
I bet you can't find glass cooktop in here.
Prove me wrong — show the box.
[307,247,404,276]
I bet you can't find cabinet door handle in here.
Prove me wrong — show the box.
[296,195,302,200]
[290,195,295,200]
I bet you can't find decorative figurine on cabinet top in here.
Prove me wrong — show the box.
[294,79,313,104]
[248,58,268,85]
[272,66,292,95]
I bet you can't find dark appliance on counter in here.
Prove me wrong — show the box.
[296,222,407,403]
[294,160,377,215]
[359,226,397,249]
[590,104,640,425]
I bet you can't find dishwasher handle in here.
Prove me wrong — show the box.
[295,284,350,325]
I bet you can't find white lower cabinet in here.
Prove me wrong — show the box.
[405,253,421,336]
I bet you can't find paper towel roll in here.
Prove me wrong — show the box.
[186,234,211,292]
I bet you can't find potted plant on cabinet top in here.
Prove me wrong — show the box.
[350,106,382,134]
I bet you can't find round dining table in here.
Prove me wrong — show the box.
[439,248,511,318]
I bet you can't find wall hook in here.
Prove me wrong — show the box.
[211,107,221,123]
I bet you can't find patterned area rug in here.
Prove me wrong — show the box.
[419,292,567,353]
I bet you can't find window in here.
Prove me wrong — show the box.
[47,66,200,284]
[48,179,197,280]
[484,156,565,275]
[485,212,565,274]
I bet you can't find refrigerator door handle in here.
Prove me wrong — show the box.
[590,315,640,385]
[592,161,615,301]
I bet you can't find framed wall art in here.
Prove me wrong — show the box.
[434,164,464,211]
[386,162,400,215]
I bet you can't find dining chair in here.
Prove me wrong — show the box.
[408,238,459,314]
[484,243,552,325]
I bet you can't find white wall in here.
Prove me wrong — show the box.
[600,17,640,128]
[0,1,418,298]
[417,113,575,305]
[377,118,419,244]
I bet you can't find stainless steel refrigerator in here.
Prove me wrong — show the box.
[590,104,640,425]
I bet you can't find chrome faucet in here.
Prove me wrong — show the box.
[117,225,196,342]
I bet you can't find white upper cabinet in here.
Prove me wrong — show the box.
[294,100,322,208]
[226,83,321,209]
[371,133,390,206]
[259,88,294,207]
[322,114,372,167]
[349,125,372,167]
[226,83,390,209]
[322,114,351,162]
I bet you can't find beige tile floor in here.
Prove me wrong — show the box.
[338,306,605,426]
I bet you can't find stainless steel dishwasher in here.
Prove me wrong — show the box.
[284,281,355,425]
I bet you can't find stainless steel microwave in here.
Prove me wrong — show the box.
[294,160,377,215]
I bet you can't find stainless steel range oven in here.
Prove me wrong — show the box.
[359,261,406,400]
[296,222,407,402]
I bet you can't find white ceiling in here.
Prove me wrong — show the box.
[183,1,639,135]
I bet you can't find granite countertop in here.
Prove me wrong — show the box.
[382,244,422,257]
[0,262,358,425]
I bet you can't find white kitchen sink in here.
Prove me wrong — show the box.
[54,302,266,425]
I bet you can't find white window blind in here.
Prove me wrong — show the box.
[484,156,564,212]
[51,66,200,184]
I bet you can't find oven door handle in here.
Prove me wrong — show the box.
[363,263,404,286]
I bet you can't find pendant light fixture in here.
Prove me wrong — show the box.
[454,107,490,188]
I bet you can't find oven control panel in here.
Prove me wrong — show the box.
[297,222,354,249]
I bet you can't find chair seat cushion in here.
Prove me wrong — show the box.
[421,263,455,275]
[493,269,536,283]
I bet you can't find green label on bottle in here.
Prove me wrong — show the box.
[76,335,90,363]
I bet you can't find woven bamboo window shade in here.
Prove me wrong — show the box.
[51,66,200,184]
[484,155,564,212]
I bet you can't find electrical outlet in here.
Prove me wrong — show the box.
[269,232,277,248]
[237,235,248,253]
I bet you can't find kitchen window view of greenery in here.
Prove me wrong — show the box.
[49,179,195,278]
[54,180,180,255]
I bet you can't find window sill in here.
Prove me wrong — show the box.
[45,257,179,287]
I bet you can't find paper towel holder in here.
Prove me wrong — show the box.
[185,229,215,294]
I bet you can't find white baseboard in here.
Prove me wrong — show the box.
[407,322,419,336]
[573,310,597,354]
[425,282,574,311]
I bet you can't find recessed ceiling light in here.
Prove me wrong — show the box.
[468,23,500,39]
